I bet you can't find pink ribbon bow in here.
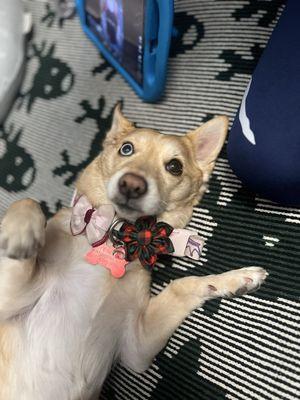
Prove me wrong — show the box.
[70,195,115,247]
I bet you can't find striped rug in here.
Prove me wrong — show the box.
[1,0,299,399]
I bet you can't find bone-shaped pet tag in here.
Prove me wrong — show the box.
[85,243,128,278]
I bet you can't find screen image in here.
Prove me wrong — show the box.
[85,0,145,84]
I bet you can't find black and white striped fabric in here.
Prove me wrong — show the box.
[1,1,299,399]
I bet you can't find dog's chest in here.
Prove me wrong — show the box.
[19,258,118,399]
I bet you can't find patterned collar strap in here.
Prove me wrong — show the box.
[111,216,204,269]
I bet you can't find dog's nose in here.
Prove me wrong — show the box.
[118,173,147,199]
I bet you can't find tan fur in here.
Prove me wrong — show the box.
[0,108,267,400]
[0,325,11,387]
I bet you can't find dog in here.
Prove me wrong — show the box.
[0,106,267,399]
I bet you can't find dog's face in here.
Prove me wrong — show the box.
[77,106,228,227]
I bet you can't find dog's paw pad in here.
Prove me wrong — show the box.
[207,284,217,293]
[8,238,41,259]
[235,286,249,296]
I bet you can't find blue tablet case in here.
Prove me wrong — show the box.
[227,0,300,206]
[76,0,173,102]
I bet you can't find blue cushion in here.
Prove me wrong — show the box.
[227,0,300,206]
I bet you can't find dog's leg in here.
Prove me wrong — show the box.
[0,199,46,320]
[121,267,267,372]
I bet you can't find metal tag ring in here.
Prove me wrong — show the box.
[108,218,126,246]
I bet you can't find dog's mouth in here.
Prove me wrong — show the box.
[115,201,142,214]
[109,192,165,222]
[117,203,138,213]
[111,198,155,221]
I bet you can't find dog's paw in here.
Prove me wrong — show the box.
[0,199,46,259]
[208,266,268,298]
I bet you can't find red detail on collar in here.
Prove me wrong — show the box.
[84,208,95,224]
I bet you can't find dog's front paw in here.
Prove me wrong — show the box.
[233,266,268,295]
[0,199,46,259]
[209,266,268,298]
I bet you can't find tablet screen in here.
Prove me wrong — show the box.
[85,0,144,84]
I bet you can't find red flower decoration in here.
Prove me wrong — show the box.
[113,216,174,268]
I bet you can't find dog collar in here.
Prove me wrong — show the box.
[70,195,204,278]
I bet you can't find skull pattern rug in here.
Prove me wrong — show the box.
[0,1,299,400]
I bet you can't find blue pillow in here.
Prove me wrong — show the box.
[227,0,300,206]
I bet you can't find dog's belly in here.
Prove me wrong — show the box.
[8,262,119,400]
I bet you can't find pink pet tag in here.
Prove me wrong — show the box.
[85,243,128,278]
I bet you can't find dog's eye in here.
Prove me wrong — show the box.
[119,142,134,156]
[165,159,183,176]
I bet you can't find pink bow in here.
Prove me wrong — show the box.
[70,195,115,247]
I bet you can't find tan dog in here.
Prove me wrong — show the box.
[0,107,267,400]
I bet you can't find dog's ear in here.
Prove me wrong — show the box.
[187,116,228,180]
[105,104,135,145]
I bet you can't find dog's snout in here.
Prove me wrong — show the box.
[118,173,148,199]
